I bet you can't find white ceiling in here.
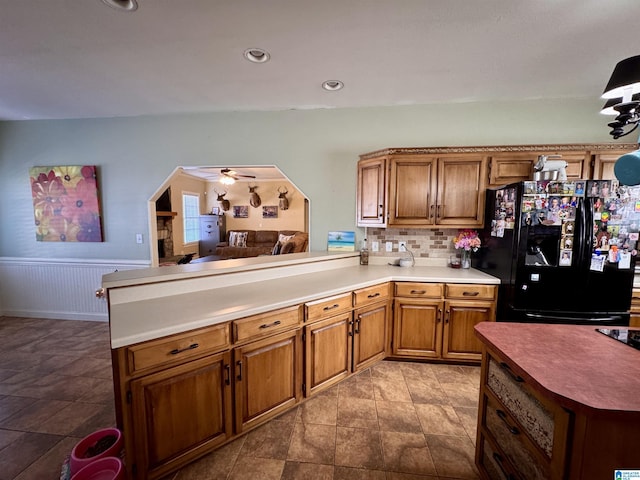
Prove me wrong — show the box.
[2,0,639,121]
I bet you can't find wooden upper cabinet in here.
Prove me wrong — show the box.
[590,149,637,180]
[356,156,387,227]
[388,156,436,226]
[488,151,588,187]
[437,156,487,226]
[387,155,487,228]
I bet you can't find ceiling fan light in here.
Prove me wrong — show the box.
[602,55,640,99]
[220,175,235,185]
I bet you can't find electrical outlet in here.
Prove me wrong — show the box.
[385,241,393,252]
[136,233,143,244]
[371,241,379,252]
[399,241,407,251]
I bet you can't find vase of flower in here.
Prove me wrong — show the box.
[453,229,481,269]
[461,249,471,269]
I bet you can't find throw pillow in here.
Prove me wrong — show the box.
[272,241,282,255]
[228,231,238,246]
[229,231,248,247]
[278,233,294,244]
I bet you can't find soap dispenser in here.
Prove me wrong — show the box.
[360,238,369,265]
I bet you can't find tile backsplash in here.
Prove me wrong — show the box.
[366,228,462,259]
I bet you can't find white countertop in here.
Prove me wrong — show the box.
[107,255,498,349]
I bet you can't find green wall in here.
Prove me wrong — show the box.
[0,98,624,261]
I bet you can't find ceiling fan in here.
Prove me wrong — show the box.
[219,168,256,185]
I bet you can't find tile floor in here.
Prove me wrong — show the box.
[0,316,481,480]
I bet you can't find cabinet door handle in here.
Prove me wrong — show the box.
[410,290,426,295]
[354,318,361,334]
[224,364,231,386]
[500,362,524,383]
[169,343,199,355]
[379,204,384,217]
[348,320,354,336]
[496,409,520,435]
[259,320,281,329]
[367,292,380,299]
[462,291,480,296]
[323,304,340,311]
[437,308,442,323]
[492,452,516,480]
[236,360,243,381]
[437,205,442,218]
[445,309,450,323]
[429,204,435,219]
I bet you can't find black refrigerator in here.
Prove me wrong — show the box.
[474,179,639,326]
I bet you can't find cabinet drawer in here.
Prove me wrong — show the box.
[353,283,390,307]
[394,282,443,298]
[478,433,521,480]
[233,306,301,344]
[305,293,353,323]
[486,357,557,458]
[445,283,495,300]
[483,393,549,480]
[126,323,230,375]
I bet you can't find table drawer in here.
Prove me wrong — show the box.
[353,283,390,307]
[233,305,301,344]
[445,283,496,300]
[484,393,549,480]
[394,282,443,298]
[305,293,352,322]
[479,433,521,480]
[126,323,230,375]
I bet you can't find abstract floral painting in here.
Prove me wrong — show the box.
[29,165,103,242]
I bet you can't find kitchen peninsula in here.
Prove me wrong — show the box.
[474,322,640,480]
[103,252,499,479]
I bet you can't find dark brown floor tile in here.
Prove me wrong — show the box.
[431,365,479,386]
[76,379,115,405]
[68,403,116,438]
[0,395,39,423]
[425,434,479,479]
[13,373,105,402]
[337,371,374,400]
[13,436,78,480]
[453,406,479,446]
[0,370,20,383]
[240,417,295,460]
[281,461,334,480]
[58,356,113,379]
[370,361,405,379]
[227,456,285,480]
[404,376,449,405]
[385,472,439,480]
[398,362,438,381]
[372,376,412,402]
[375,400,422,433]
[0,431,63,480]
[0,428,23,451]
[297,393,338,425]
[0,370,46,395]
[415,404,467,437]
[175,436,245,480]
[337,396,378,429]
[34,402,108,435]
[287,422,336,464]
[335,426,383,469]
[440,382,480,408]
[333,466,386,480]
[0,399,71,431]
[380,431,437,476]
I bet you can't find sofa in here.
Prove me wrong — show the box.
[215,230,308,259]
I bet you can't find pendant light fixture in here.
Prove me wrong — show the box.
[601,55,640,139]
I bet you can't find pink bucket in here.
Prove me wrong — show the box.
[70,456,124,480]
[69,428,123,476]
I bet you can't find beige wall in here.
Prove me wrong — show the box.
[169,172,207,256]
[206,180,306,233]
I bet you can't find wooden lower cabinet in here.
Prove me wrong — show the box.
[443,300,495,361]
[353,301,390,371]
[630,288,640,328]
[233,328,302,433]
[304,311,352,396]
[392,282,496,362]
[130,351,233,480]
[393,298,443,358]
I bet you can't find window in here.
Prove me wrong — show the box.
[182,193,200,244]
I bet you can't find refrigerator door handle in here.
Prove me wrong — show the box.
[524,312,625,323]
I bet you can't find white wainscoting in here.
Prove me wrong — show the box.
[0,257,150,322]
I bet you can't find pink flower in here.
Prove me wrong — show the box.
[453,229,481,252]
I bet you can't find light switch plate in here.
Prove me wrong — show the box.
[385,241,393,252]
[371,241,379,252]
[136,233,143,244]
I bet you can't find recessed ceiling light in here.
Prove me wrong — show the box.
[243,48,270,64]
[101,0,138,11]
[322,80,344,91]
